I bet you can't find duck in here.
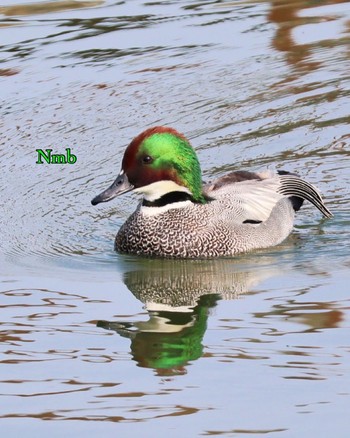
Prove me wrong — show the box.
[91,126,332,258]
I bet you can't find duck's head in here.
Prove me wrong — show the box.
[91,126,206,206]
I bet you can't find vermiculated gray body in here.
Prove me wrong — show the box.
[115,172,331,259]
[115,199,294,258]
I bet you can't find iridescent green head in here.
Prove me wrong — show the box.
[91,126,206,206]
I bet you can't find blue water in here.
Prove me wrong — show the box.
[1,0,350,436]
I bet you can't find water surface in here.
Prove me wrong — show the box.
[1,0,350,436]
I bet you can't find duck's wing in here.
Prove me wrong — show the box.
[203,171,282,223]
[203,171,332,223]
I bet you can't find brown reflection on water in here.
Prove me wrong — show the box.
[1,403,204,423]
[255,300,344,333]
[204,427,288,435]
[0,0,103,17]
[268,0,350,78]
[254,299,346,380]
[204,290,348,382]
[0,68,19,76]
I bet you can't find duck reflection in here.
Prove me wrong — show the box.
[98,293,219,376]
[97,257,277,375]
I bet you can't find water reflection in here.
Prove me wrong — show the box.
[0,0,103,17]
[255,300,344,333]
[268,0,350,76]
[98,294,218,376]
[97,257,276,375]
[0,0,349,431]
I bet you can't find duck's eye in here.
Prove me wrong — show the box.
[142,155,153,164]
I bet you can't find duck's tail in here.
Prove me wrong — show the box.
[277,172,333,218]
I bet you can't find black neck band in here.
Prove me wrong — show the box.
[142,191,196,207]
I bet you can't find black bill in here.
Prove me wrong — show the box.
[91,172,134,206]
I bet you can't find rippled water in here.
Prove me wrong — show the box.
[1,0,350,436]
